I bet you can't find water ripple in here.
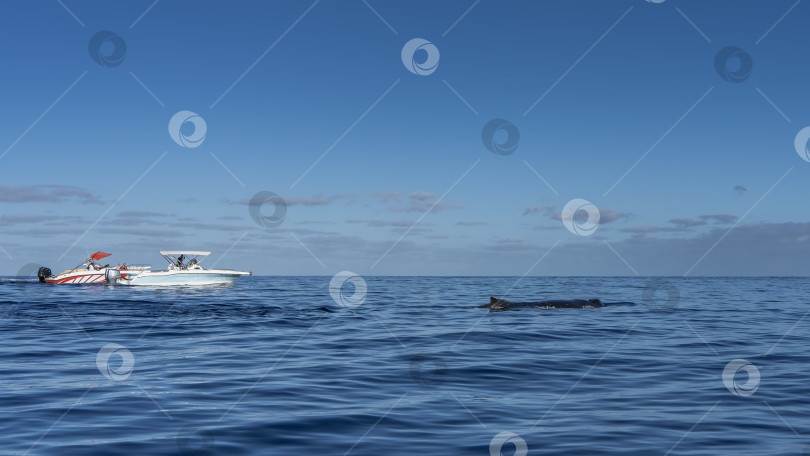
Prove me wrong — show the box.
[1,277,808,455]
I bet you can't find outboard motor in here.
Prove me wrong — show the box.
[105,268,121,285]
[37,267,52,283]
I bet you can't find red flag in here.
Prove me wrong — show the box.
[90,251,111,260]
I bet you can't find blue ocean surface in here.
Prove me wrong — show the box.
[0,276,808,455]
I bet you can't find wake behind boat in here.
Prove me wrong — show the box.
[38,251,150,284]
[106,251,251,286]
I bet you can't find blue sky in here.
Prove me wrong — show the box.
[0,0,808,276]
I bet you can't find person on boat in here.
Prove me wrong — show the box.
[177,254,185,268]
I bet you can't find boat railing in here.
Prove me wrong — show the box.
[120,264,151,270]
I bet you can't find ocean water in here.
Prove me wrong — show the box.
[1,276,808,456]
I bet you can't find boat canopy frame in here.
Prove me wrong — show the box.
[159,251,211,269]
[70,251,112,270]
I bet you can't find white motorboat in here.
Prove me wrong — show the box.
[38,251,150,284]
[106,251,251,286]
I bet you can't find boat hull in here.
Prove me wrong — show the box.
[44,269,142,284]
[122,270,250,286]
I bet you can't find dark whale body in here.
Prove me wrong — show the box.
[480,296,604,312]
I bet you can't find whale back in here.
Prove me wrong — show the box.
[482,296,604,311]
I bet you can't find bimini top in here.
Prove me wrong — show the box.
[159,251,211,256]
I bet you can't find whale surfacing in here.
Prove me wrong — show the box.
[480,296,604,312]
